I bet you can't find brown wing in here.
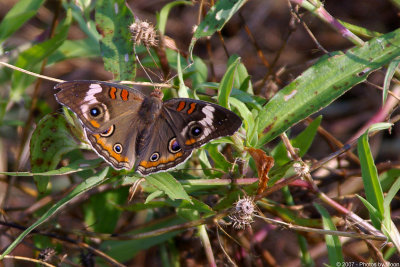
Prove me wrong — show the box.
[54,80,145,133]
[134,118,193,176]
[162,98,242,149]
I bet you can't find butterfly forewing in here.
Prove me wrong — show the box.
[55,81,145,133]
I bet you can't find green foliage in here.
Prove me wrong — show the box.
[1,0,400,265]
[95,0,136,80]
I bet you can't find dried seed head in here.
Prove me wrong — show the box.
[129,20,158,47]
[293,162,310,177]
[38,247,56,262]
[228,196,256,229]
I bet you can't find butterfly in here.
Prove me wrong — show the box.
[54,80,242,176]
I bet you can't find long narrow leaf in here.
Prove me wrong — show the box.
[258,29,400,145]
[0,168,109,259]
[314,203,344,265]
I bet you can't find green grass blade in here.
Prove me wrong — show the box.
[314,203,344,265]
[0,0,45,44]
[157,1,192,35]
[9,9,71,103]
[189,0,247,59]
[0,159,102,176]
[258,29,400,145]
[0,167,109,260]
[217,57,240,108]
[146,172,191,202]
[383,57,400,104]
[193,0,247,39]
[95,0,136,81]
[357,123,391,227]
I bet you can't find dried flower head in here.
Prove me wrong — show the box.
[129,20,158,47]
[38,247,56,262]
[293,162,310,177]
[228,196,256,229]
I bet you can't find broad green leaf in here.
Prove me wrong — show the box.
[357,123,391,227]
[384,177,400,208]
[217,57,240,108]
[383,57,400,104]
[47,39,100,64]
[30,113,81,193]
[157,1,192,35]
[177,53,190,98]
[0,167,109,259]
[205,144,232,171]
[380,169,400,192]
[0,0,45,43]
[189,57,208,90]
[65,1,100,42]
[357,195,382,229]
[145,172,191,202]
[84,188,128,233]
[228,55,252,93]
[189,0,247,59]
[10,9,71,103]
[145,190,165,203]
[101,215,186,262]
[193,0,247,39]
[229,96,252,130]
[167,197,215,218]
[314,203,344,264]
[95,0,136,81]
[258,29,400,145]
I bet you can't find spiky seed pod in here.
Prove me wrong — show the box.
[129,20,158,47]
[38,247,56,262]
[228,196,256,229]
[293,162,310,177]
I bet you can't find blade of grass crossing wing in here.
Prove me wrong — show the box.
[314,203,344,264]
[0,167,109,259]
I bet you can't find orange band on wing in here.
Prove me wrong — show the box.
[121,89,129,101]
[177,101,186,111]
[187,103,196,114]
[139,152,183,168]
[94,134,129,162]
[185,138,196,145]
[109,87,117,99]
[90,120,100,128]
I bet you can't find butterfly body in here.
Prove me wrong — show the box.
[54,80,242,175]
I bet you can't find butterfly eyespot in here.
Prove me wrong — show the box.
[113,143,123,154]
[190,126,202,136]
[100,125,115,137]
[90,107,101,117]
[150,152,160,162]
[168,137,181,153]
